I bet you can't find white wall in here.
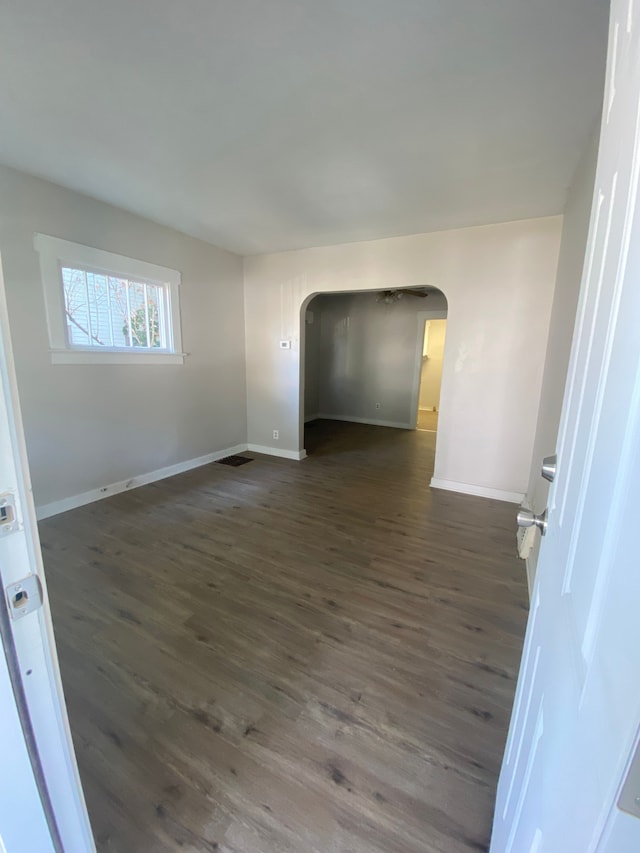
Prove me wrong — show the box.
[306,290,447,427]
[525,124,600,580]
[0,166,246,509]
[419,319,447,411]
[244,216,562,501]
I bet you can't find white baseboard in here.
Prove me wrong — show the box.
[316,413,412,430]
[247,444,307,461]
[304,413,319,423]
[36,443,249,520]
[430,477,524,504]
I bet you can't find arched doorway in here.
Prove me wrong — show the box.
[299,286,448,463]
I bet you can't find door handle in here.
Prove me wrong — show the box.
[517,507,548,535]
[541,454,557,483]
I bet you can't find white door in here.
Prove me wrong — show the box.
[0,258,94,850]
[491,2,640,851]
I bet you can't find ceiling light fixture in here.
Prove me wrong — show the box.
[376,290,404,305]
[376,288,429,305]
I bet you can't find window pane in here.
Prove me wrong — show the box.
[126,281,145,348]
[124,280,162,348]
[61,266,166,350]
[62,267,91,346]
[86,272,110,346]
[108,277,131,347]
[146,284,163,348]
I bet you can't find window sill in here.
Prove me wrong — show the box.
[49,349,186,366]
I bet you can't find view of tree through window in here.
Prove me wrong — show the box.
[61,267,165,349]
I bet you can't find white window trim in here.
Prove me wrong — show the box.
[34,234,185,365]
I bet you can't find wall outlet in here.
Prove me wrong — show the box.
[279,340,291,349]
[375,402,382,409]
[273,430,279,440]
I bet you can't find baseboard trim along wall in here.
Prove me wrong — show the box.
[430,477,525,504]
[37,445,522,520]
[36,443,306,519]
[316,413,412,430]
[247,444,307,461]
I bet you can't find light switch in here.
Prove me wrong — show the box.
[279,340,291,349]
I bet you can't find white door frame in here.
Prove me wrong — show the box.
[408,310,447,429]
[0,257,94,851]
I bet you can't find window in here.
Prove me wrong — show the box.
[34,234,184,365]
[61,268,166,350]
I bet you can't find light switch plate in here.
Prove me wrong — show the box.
[279,340,291,349]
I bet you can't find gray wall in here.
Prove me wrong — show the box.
[303,307,321,419]
[305,290,447,426]
[0,166,246,509]
[525,123,600,582]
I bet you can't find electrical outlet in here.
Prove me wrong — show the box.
[375,402,382,409]
[273,430,279,440]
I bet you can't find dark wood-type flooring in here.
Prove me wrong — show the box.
[40,420,528,853]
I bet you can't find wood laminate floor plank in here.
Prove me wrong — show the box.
[40,420,528,853]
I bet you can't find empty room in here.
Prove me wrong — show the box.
[3,2,640,853]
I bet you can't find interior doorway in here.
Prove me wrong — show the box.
[416,319,447,432]
[300,287,449,461]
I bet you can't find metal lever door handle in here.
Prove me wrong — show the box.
[541,454,557,483]
[517,507,548,535]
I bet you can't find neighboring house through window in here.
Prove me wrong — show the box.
[34,234,184,364]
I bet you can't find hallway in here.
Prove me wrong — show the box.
[40,421,528,853]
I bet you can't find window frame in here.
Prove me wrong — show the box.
[34,234,185,365]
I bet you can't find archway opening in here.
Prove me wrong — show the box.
[299,286,448,471]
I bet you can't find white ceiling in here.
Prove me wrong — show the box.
[0,1,608,255]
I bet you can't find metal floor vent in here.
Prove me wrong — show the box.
[216,455,254,467]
